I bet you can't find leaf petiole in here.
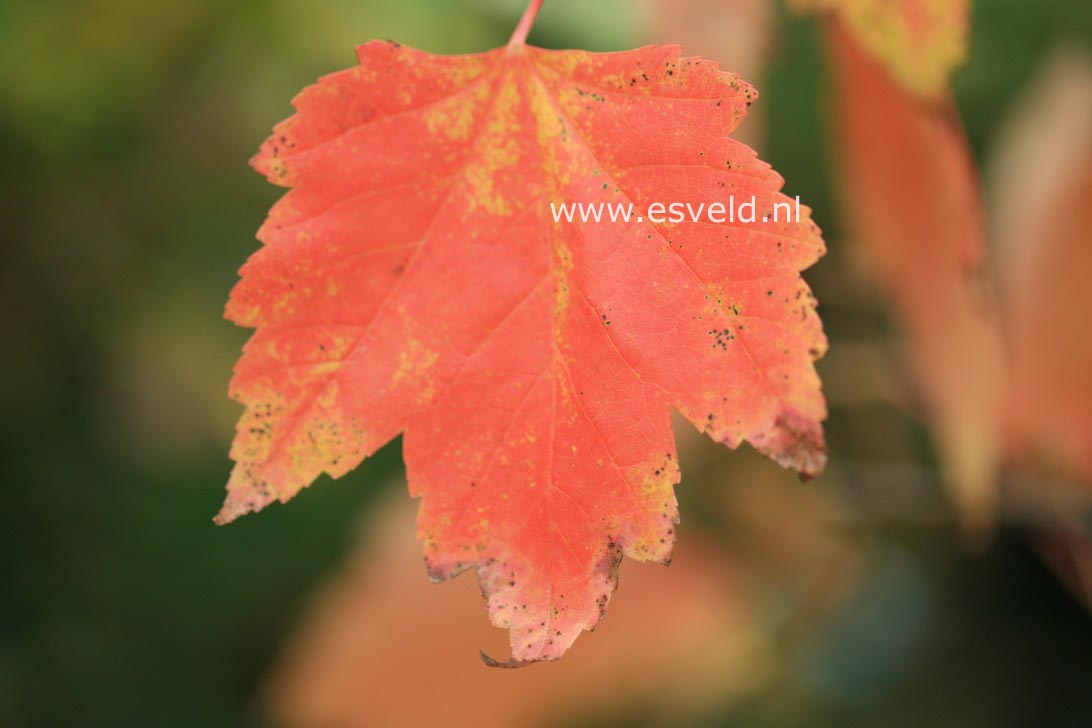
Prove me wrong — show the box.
[508,0,544,47]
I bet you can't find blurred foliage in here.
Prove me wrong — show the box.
[1,1,1091,726]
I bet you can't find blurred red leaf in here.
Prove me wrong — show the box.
[267,492,758,728]
[823,17,1005,527]
[219,4,827,662]
[990,48,1092,485]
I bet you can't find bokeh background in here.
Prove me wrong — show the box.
[3,1,1092,726]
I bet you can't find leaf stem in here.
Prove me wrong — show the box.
[508,0,544,46]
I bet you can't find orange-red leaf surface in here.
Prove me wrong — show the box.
[219,10,827,663]
[825,19,1004,526]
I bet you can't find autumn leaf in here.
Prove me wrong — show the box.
[984,47,1092,607]
[219,0,827,663]
[268,455,861,727]
[795,0,969,100]
[267,489,756,728]
[989,47,1092,485]
[820,14,1004,529]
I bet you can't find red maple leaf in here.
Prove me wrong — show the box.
[219,0,827,664]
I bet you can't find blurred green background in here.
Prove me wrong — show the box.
[2,1,1091,726]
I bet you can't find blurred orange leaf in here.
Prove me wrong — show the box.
[824,18,1005,527]
[990,48,1092,484]
[268,493,757,728]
